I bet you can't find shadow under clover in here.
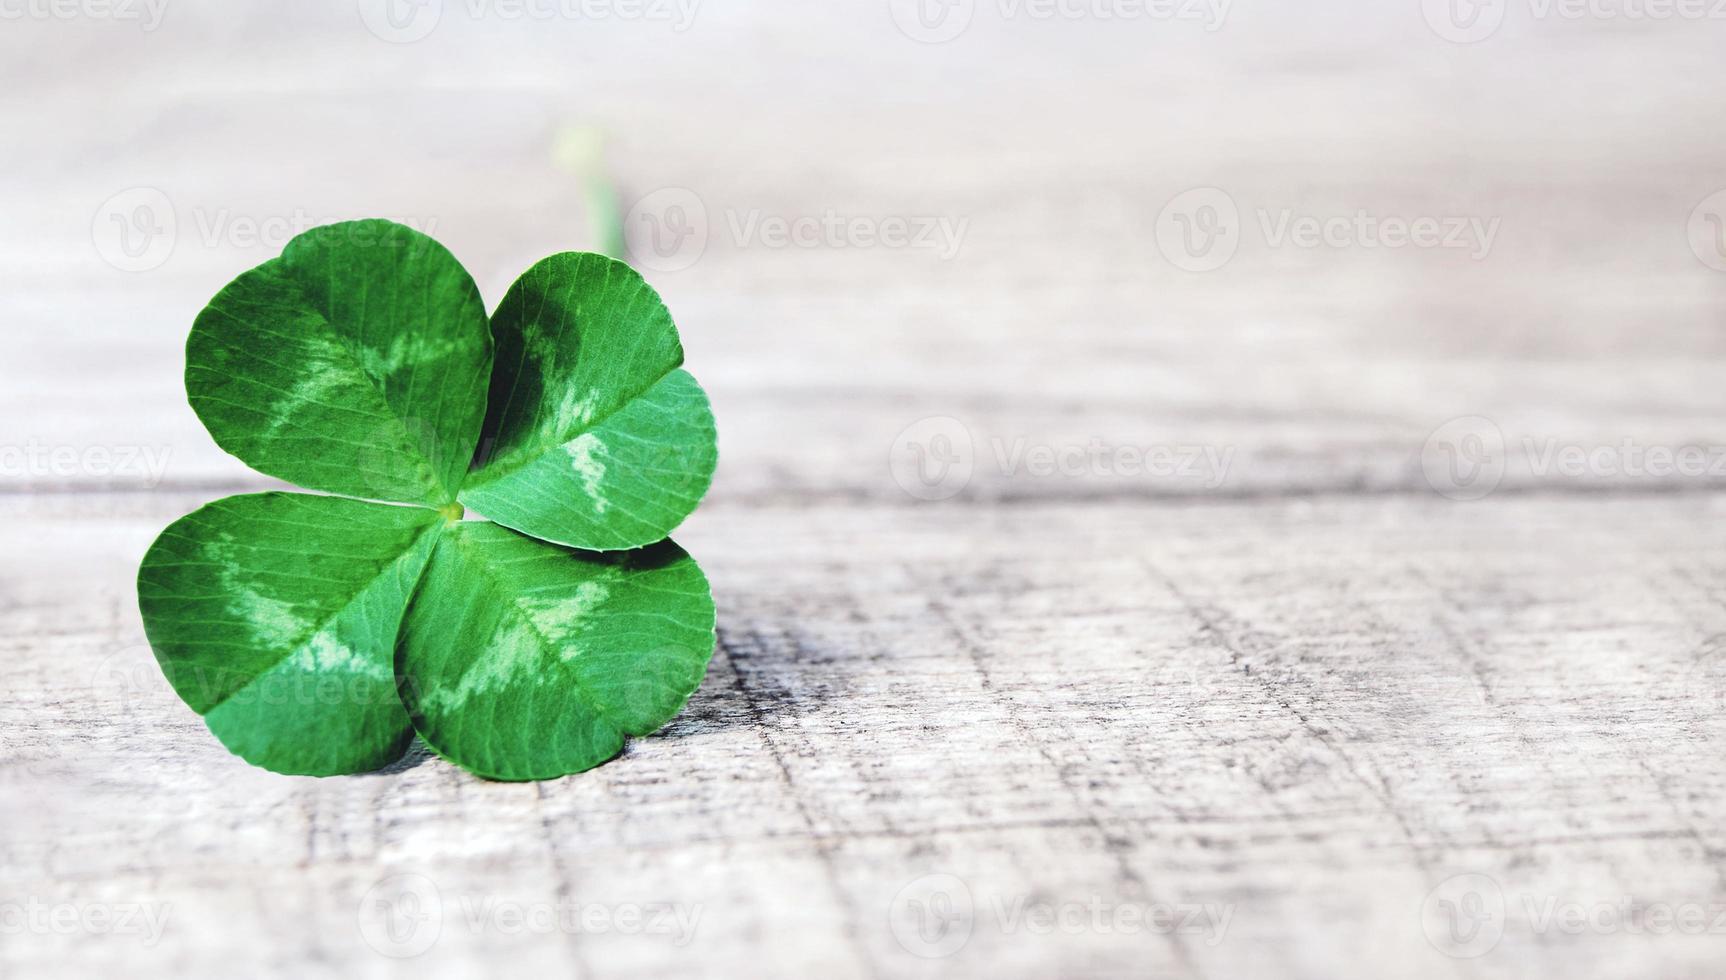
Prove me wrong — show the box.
[651,622,852,740]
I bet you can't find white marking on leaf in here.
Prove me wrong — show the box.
[564,433,610,514]
[360,332,460,378]
[424,622,545,711]
[551,387,605,431]
[522,581,611,639]
[287,628,390,682]
[262,338,350,441]
[205,535,314,647]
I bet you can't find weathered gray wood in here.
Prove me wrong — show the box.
[4,494,1726,979]
[4,3,1726,978]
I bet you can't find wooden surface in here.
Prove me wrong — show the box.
[4,2,1726,978]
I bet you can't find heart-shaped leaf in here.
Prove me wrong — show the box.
[187,220,493,507]
[137,493,441,775]
[396,522,716,781]
[459,253,718,551]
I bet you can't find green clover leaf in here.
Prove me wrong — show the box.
[462,253,717,551]
[137,220,718,780]
[398,527,714,782]
[185,220,493,507]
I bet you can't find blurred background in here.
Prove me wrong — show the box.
[4,2,1726,978]
[6,0,1724,503]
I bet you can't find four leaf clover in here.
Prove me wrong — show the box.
[136,220,719,781]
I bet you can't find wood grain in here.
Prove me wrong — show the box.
[3,2,1725,978]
